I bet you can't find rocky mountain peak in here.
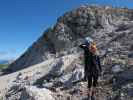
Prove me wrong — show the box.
[6,5,133,73]
[0,5,133,100]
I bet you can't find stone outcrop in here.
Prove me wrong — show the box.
[20,86,55,100]
[6,5,133,73]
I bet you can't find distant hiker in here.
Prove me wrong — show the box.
[79,37,102,98]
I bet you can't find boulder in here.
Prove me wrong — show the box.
[59,64,84,85]
[111,64,123,73]
[20,86,55,100]
[49,58,64,77]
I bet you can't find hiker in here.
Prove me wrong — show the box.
[79,37,102,98]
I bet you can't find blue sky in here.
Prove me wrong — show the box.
[0,0,133,60]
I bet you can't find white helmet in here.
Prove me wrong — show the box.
[84,37,93,44]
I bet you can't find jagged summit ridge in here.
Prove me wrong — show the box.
[7,5,133,73]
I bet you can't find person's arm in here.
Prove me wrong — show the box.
[97,56,102,72]
[79,44,87,49]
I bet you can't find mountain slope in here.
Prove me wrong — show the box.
[0,54,79,99]
[6,5,133,73]
[0,5,133,100]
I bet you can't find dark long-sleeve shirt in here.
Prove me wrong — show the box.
[79,44,102,76]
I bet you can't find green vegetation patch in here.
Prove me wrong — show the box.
[0,64,9,70]
[0,96,3,100]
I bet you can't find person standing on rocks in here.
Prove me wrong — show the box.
[79,37,102,98]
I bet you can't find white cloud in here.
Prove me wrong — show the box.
[0,50,16,60]
[0,51,8,56]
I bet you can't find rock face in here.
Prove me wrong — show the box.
[1,5,133,100]
[6,5,133,73]
[2,54,85,100]
[2,53,133,100]
[20,86,55,100]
